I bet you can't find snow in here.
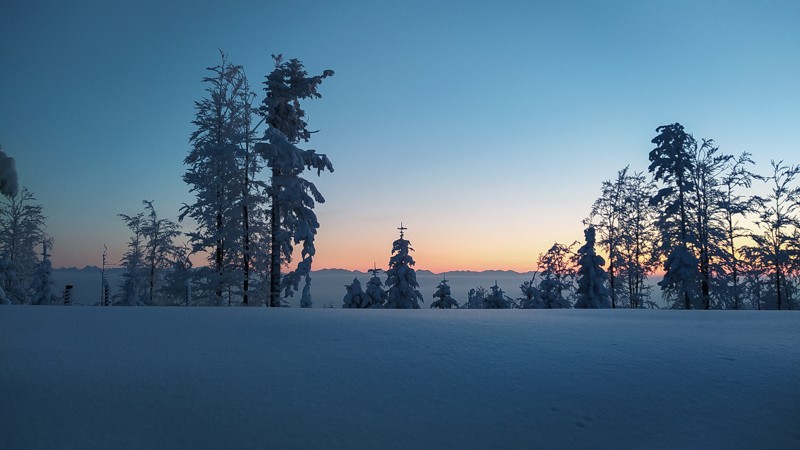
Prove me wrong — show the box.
[1,307,798,448]
[0,149,18,197]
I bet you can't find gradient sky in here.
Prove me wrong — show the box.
[2,0,798,272]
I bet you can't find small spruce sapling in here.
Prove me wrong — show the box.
[483,281,512,309]
[431,275,459,309]
[364,264,387,308]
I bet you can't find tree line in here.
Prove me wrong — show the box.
[1,54,798,309]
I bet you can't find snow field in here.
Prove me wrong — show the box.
[1,308,798,449]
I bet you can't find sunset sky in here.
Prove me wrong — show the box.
[2,0,798,272]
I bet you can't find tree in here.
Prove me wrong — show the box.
[590,167,628,308]
[181,52,257,305]
[616,171,658,308]
[536,242,575,308]
[464,286,486,309]
[141,200,181,305]
[517,274,542,309]
[342,278,367,308]
[649,123,699,309]
[384,224,424,309]
[29,241,59,305]
[574,226,611,309]
[116,212,146,306]
[160,243,194,306]
[483,282,512,309]
[714,153,755,309]
[748,160,800,310]
[686,139,733,309]
[0,187,50,303]
[256,54,334,307]
[364,265,387,308]
[431,275,459,309]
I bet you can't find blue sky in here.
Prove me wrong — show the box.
[1,0,798,271]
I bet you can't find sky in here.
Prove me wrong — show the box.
[1,0,799,272]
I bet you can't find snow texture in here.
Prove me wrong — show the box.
[0,149,18,198]
[1,308,798,449]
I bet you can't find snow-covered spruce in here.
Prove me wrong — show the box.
[648,123,701,309]
[430,276,458,309]
[483,282,512,309]
[341,278,367,308]
[29,241,59,305]
[574,226,611,309]
[363,266,387,308]
[256,55,334,308]
[384,224,423,309]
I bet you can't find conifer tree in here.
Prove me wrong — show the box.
[483,281,512,309]
[256,54,334,307]
[30,241,58,305]
[431,275,459,309]
[364,264,387,308]
[384,224,424,309]
[342,278,367,308]
[574,226,611,309]
[649,123,700,309]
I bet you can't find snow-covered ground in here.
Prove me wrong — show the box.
[1,308,797,449]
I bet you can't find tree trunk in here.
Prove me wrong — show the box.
[269,166,281,307]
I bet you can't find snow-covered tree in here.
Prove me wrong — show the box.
[116,212,146,306]
[29,241,59,305]
[0,146,19,198]
[536,242,575,308]
[140,200,181,305]
[0,254,26,304]
[160,243,194,306]
[0,187,50,303]
[384,224,424,309]
[181,52,263,306]
[649,123,700,309]
[483,282,512,309]
[256,54,334,307]
[342,278,367,308]
[431,276,459,309]
[574,226,611,309]
[363,265,386,308]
